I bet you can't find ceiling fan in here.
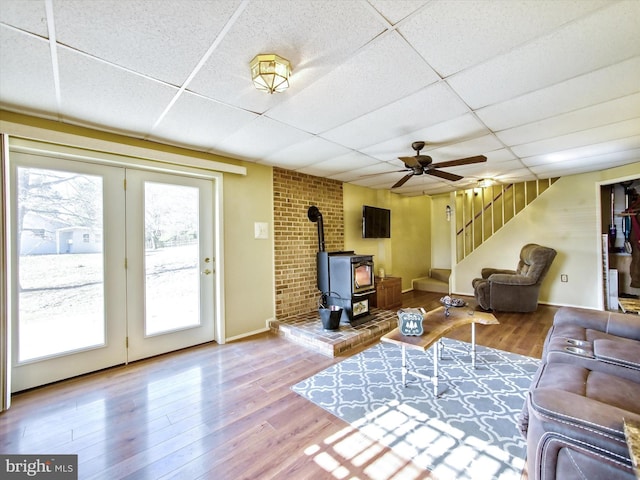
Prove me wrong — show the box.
[389,141,487,188]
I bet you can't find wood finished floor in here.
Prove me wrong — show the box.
[1,291,557,479]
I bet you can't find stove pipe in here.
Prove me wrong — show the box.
[307,205,325,252]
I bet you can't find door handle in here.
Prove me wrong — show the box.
[202,269,212,275]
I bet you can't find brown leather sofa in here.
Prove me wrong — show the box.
[520,307,640,479]
[472,243,557,312]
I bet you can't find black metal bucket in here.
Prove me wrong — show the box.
[319,307,342,330]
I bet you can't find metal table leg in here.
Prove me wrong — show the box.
[433,341,439,396]
[401,345,407,387]
[471,322,477,369]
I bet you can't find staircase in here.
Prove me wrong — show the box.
[455,178,558,261]
[413,268,450,293]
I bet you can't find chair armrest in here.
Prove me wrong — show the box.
[488,273,536,286]
[481,268,516,279]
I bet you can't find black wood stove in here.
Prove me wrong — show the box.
[308,206,375,326]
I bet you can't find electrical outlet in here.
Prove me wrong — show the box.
[560,274,568,282]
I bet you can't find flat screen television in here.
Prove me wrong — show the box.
[362,205,391,238]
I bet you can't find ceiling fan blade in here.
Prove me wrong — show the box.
[392,173,414,188]
[398,156,419,168]
[428,169,463,182]
[431,155,487,168]
[359,169,408,178]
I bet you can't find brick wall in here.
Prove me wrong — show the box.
[273,167,343,319]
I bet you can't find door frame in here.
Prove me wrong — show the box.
[7,137,227,346]
[3,138,227,392]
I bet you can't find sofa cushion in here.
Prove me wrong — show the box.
[594,339,640,370]
[553,307,640,341]
[542,324,640,382]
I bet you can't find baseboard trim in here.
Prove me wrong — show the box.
[226,326,270,343]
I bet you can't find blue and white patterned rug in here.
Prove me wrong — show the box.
[292,339,539,480]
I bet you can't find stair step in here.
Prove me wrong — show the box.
[413,276,449,294]
[430,268,451,284]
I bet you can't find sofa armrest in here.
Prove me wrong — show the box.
[488,273,536,286]
[481,267,515,278]
[554,307,640,341]
[530,389,634,456]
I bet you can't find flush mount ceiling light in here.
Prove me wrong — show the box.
[250,54,291,94]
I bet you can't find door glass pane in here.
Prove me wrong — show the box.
[144,182,200,335]
[17,167,105,362]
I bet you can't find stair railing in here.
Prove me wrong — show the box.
[455,178,557,262]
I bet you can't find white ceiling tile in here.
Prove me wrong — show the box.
[350,174,400,189]
[393,176,455,195]
[447,1,640,109]
[58,47,180,134]
[480,160,530,176]
[321,82,470,150]
[1,0,638,196]
[492,169,540,183]
[512,119,640,158]
[212,116,312,161]
[53,0,244,86]
[425,134,504,163]
[150,92,257,150]
[261,137,352,169]
[496,93,640,146]
[266,31,440,134]
[297,151,379,177]
[476,57,640,131]
[529,152,640,177]
[188,0,384,113]
[523,135,640,166]
[367,0,428,25]
[0,0,49,37]
[362,114,490,161]
[400,0,610,77]
[330,161,403,183]
[0,28,58,115]
[483,149,518,163]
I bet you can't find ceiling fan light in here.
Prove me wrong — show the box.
[250,54,291,94]
[477,178,495,188]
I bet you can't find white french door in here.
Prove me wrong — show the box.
[124,169,214,362]
[9,154,215,391]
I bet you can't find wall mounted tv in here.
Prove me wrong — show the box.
[362,205,391,238]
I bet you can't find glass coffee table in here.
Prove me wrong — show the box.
[380,306,499,397]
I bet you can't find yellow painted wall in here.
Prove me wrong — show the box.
[430,193,452,270]
[343,183,431,291]
[222,162,275,339]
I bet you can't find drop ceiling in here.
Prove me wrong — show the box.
[1,0,639,196]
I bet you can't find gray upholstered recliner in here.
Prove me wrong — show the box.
[472,243,557,312]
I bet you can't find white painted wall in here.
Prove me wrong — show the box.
[453,162,640,309]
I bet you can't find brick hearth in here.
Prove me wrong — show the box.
[269,308,398,357]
